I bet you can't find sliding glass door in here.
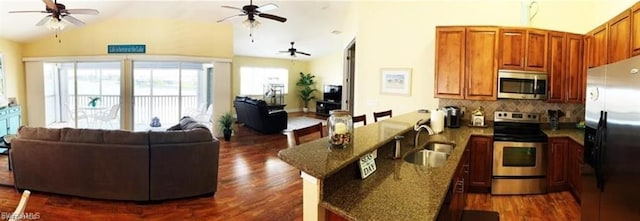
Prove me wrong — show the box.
[44,61,122,129]
[132,61,212,131]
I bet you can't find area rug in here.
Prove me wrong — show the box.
[283,117,326,132]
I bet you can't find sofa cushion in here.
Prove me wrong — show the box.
[59,128,149,145]
[102,130,149,145]
[60,128,105,143]
[18,126,62,141]
[149,129,212,144]
[256,100,269,115]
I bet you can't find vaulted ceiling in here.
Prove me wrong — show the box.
[0,0,354,60]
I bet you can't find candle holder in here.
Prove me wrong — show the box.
[328,110,353,149]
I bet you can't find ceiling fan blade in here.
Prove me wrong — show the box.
[257,3,278,12]
[258,13,286,22]
[42,0,57,11]
[9,10,48,13]
[221,5,245,12]
[217,14,244,23]
[62,15,85,26]
[65,9,100,15]
[278,51,289,53]
[36,15,53,26]
[296,51,311,56]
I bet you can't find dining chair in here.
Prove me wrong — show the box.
[353,114,367,126]
[292,122,324,145]
[9,190,30,221]
[94,104,120,129]
[64,103,88,126]
[373,110,392,122]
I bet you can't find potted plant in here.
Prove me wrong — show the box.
[217,112,234,141]
[296,72,317,113]
[88,96,100,107]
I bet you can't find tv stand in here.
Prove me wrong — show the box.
[316,101,341,117]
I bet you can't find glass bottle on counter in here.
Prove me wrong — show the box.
[328,110,353,149]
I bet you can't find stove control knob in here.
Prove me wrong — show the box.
[533,115,537,119]
[528,115,531,118]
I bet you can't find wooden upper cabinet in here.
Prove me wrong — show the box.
[499,28,526,70]
[547,31,565,102]
[632,2,640,56]
[592,24,608,67]
[566,34,584,103]
[465,27,498,100]
[435,27,466,99]
[585,34,595,69]
[499,28,547,72]
[608,10,631,63]
[525,29,548,72]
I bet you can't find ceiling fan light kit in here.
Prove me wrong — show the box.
[9,0,99,30]
[243,18,261,29]
[218,0,287,42]
[46,18,65,30]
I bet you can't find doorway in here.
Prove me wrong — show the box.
[343,38,356,115]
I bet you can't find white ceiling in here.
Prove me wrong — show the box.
[0,0,353,60]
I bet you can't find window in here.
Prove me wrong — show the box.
[132,61,212,131]
[240,67,288,95]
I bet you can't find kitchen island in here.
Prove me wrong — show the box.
[277,112,492,221]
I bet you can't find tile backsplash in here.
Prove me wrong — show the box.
[439,99,585,123]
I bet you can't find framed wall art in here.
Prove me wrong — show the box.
[380,68,412,95]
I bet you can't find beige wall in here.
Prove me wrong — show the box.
[0,38,26,123]
[353,1,522,123]
[22,19,233,58]
[232,56,310,112]
[592,0,638,28]
[309,52,344,86]
[529,0,596,34]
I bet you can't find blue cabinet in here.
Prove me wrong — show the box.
[0,106,21,137]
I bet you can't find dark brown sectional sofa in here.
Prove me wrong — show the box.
[10,126,219,201]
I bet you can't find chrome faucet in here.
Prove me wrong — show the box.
[393,135,404,159]
[414,119,435,148]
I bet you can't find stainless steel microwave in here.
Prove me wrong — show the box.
[497,70,548,100]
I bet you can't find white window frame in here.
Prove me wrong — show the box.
[240,67,289,95]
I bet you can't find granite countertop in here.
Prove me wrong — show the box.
[278,112,432,179]
[319,126,492,221]
[542,128,585,145]
[278,112,583,221]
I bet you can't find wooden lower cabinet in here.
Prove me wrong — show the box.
[326,210,348,221]
[468,136,493,192]
[568,139,584,202]
[438,146,470,221]
[547,138,569,192]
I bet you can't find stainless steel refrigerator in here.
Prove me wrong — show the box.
[583,55,640,220]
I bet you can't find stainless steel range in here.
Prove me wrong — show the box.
[492,111,548,195]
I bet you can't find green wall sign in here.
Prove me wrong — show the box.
[108,44,146,54]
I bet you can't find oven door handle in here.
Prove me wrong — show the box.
[533,75,538,98]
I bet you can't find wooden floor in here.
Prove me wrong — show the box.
[0,112,580,221]
[465,192,581,221]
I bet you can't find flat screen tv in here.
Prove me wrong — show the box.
[323,85,342,103]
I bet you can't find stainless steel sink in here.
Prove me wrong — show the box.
[403,142,455,167]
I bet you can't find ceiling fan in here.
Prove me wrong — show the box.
[217,0,287,24]
[9,0,99,29]
[280,42,311,57]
